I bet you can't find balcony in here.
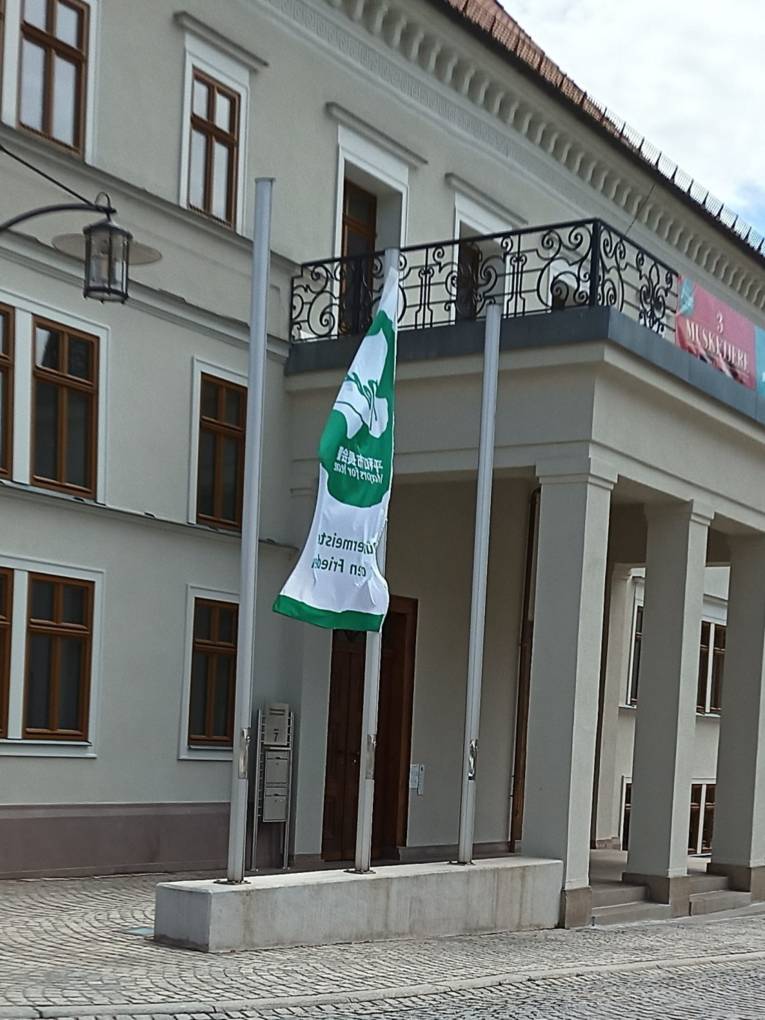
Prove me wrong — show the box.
[289,218,678,346]
[287,217,765,430]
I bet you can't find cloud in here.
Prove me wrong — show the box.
[500,1,765,234]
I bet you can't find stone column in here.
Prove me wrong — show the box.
[710,535,765,900]
[593,566,634,848]
[522,458,615,928]
[624,503,711,915]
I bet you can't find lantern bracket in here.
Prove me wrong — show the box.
[0,142,116,234]
[0,200,116,235]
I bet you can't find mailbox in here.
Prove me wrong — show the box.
[263,789,288,823]
[252,703,295,869]
[264,749,290,786]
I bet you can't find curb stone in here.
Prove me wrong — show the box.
[10,947,765,1020]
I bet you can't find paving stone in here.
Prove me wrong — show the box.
[3,872,765,1019]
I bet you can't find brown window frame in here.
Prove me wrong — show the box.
[196,373,246,530]
[455,239,481,322]
[0,567,12,739]
[23,572,93,740]
[188,597,237,746]
[31,316,98,498]
[0,304,13,479]
[17,0,89,155]
[188,68,240,228]
[340,179,377,335]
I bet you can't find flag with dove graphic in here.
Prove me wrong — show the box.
[273,267,398,631]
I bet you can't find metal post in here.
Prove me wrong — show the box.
[226,178,274,883]
[353,526,387,874]
[353,247,398,875]
[456,303,501,865]
[589,219,602,307]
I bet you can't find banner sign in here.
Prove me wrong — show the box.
[273,268,398,632]
[677,277,760,391]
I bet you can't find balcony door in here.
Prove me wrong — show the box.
[322,595,417,862]
[340,180,377,335]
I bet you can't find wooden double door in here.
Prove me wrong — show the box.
[321,596,417,863]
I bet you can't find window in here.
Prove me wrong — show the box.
[340,180,377,335]
[455,238,481,322]
[188,597,237,745]
[689,782,715,854]
[0,568,11,738]
[624,779,716,855]
[332,122,408,334]
[24,573,93,739]
[627,602,724,712]
[196,373,246,529]
[178,24,251,233]
[188,68,240,226]
[628,604,643,705]
[0,305,13,478]
[18,0,88,152]
[0,558,101,752]
[621,780,631,850]
[697,621,725,713]
[32,317,98,497]
[452,190,515,324]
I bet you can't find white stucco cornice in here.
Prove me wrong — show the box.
[317,0,765,312]
[173,11,269,72]
[0,231,291,362]
[325,102,428,167]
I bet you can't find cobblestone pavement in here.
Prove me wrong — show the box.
[3,872,765,1019]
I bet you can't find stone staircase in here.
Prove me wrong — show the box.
[591,870,752,926]
[687,873,752,915]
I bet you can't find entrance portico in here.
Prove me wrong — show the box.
[522,457,614,927]
[158,207,765,945]
[623,502,712,914]
[710,536,765,899]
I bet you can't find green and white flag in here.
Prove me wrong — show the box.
[273,267,399,632]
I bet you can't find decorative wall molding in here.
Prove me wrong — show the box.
[444,172,527,227]
[326,102,428,167]
[0,230,291,362]
[267,0,764,312]
[173,11,269,72]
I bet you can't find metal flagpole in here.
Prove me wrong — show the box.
[226,178,274,883]
[353,247,399,875]
[353,525,387,873]
[456,303,501,865]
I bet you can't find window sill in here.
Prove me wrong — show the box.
[0,739,96,758]
[619,702,637,710]
[179,746,232,762]
[696,711,721,719]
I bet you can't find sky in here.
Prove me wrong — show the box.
[500,1,765,238]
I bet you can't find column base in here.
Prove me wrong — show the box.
[708,862,765,900]
[622,872,689,917]
[559,886,592,928]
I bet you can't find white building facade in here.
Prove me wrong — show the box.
[1,0,765,929]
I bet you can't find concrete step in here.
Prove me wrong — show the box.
[688,873,730,894]
[688,889,752,915]
[592,900,673,926]
[591,883,648,908]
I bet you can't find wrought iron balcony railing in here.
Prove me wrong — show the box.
[289,218,679,345]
